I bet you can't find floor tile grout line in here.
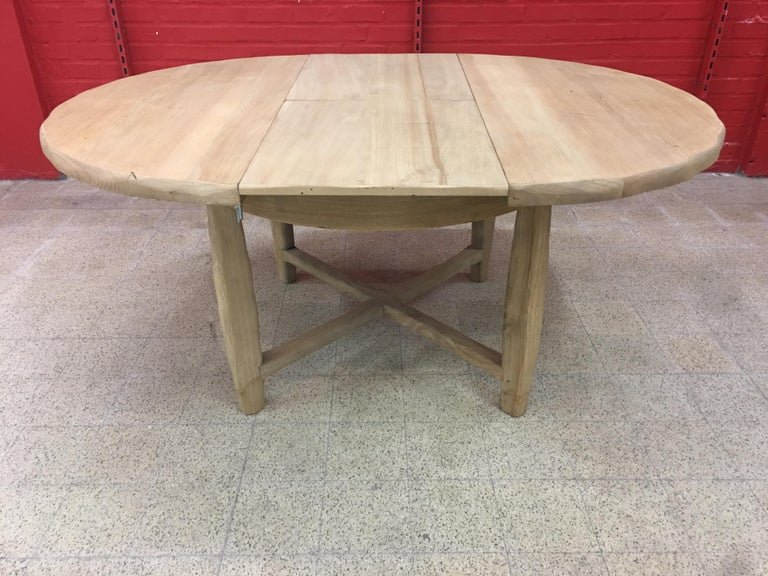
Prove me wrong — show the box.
[482,423,516,576]
[310,374,336,568]
[215,419,257,575]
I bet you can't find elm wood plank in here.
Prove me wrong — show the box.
[282,247,483,303]
[394,247,483,301]
[418,54,475,101]
[239,99,508,197]
[500,206,552,417]
[270,221,296,284]
[42,53,725,206]
[459,54,725,207]
[261,247,484,376]
[283,249,370,301]
[383,303,503,379]
[470,218,495,282]
[240,53,507,197]
[207,205,265,414]
[283,248,502,378]
[261,303,383,377]
[40,55,307,205]
[286,53,422,101]
[241,195,514,230]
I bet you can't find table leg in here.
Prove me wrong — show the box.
[470,218,495,282]
[207,205,265,414]
[270,221,297,283]
[500,206,551,416]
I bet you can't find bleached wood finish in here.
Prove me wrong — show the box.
[270,221,296,283]
[42,53,723,206]
[470,218,495,282]
[242,196,514,230]
[240,93,508,197]
[261,303,383,377]
[41,56,307,205]
[207,206,265,414]
[261,247,483,376]
[460,54,725,206]
[282,248,502,378]
[501,206,552,416]
[40,53,725,417]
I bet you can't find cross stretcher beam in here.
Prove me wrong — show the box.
[260,246,503,379]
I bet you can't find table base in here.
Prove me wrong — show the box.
[206,204,552,418]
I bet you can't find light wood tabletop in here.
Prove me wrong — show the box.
[40,54,725,417]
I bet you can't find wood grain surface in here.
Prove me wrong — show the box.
[41,53,724,207]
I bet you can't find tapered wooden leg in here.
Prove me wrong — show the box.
[470,218,495,282]
[500,206,551,416]
[270,221,297,283]
[207,205,265,414]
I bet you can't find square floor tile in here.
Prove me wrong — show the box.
[0,376,54,426]
[109,375,194,425]
[0,338,81,379]
[316,555,411,576]
[536,331,602,374]
[507,553,608,575]
[0,486,63,557]
[221,556,316,576]
[411,554,510,576]
[660,335,741,373]
[485,420,575,479]
[669,480,768,552]
[719,332,768,373]
[243,422,327,483]
[0,426,162,485]
[637,420,737,480]
[251,374,334,422]
[581,480,689,552]
[181,373,254,424]
[156,424,251,486]
[133,482,235,555]
[403,375,496,422]
[699,552,768,576]
[563,422,656,479]
[681,374,768,422]
[573,300,648,336]
[409,480,504,552]
[707,419,768,479]
[227,482,323,554]
[334,322,403,374]
[406,422,489,479]
[331,374,405,422]
[616,375,704,420]
[590,335,676,374]
[495,480,598,553]
[327,423,406,480]
[527,374,628,421]
[320,480,410,553]
[402,333,471,375]
[0,557,219,576]
[61,338,147,380]
[40,484,151,556]
[602,553,704,576]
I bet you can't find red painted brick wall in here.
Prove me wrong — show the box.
[702,1,768,171]
[0,0,57,178]
[11,0,768,175]
[423,1,713,91]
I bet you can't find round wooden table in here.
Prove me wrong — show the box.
[40,54,724,417]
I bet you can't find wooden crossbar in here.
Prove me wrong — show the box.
[276,247,503,378]
[260,247,484,377]
[261,302,383,377]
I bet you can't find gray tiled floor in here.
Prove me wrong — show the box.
[0,174,767,575]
